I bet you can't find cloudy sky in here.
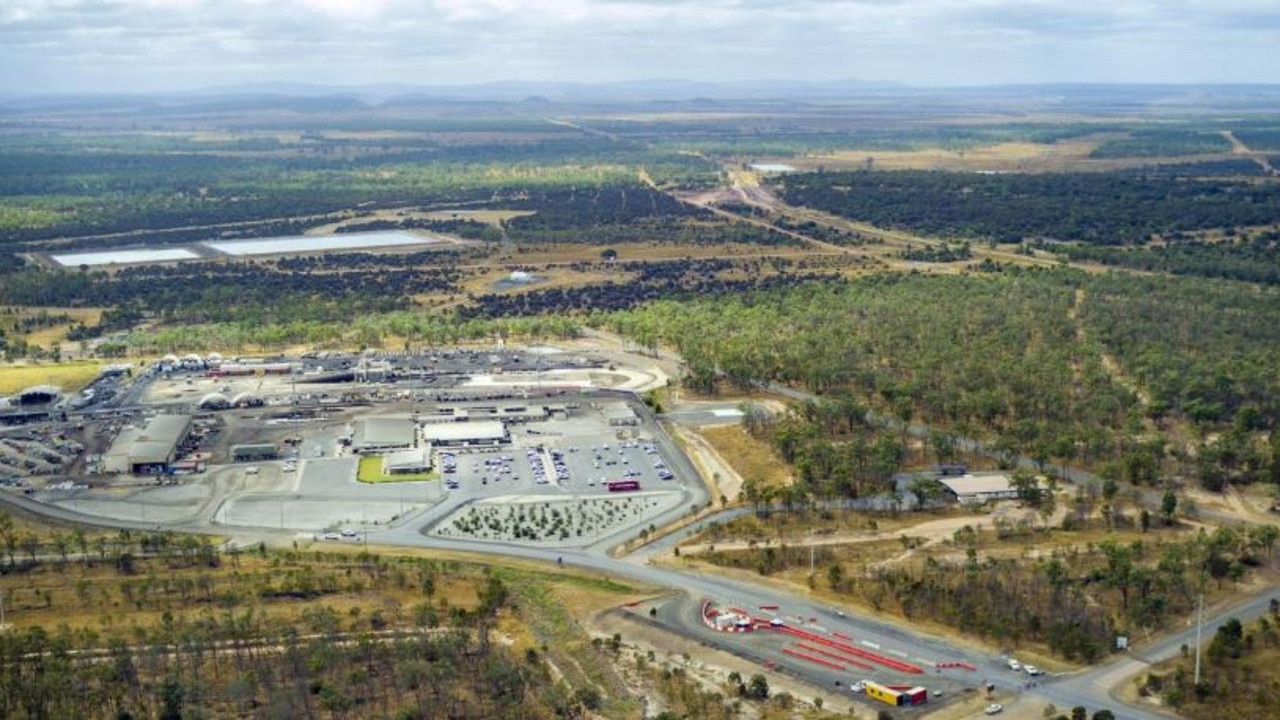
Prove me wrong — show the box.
[2,0,1278,95]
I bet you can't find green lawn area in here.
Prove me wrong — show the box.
[356,454,438,484]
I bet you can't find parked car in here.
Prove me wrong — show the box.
[985,703,1004,715]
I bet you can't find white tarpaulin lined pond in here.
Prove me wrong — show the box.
[47,231,442,268]
[205,230,437,256]
[50,248,201,267]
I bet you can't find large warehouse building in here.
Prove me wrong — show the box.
[937,473,1020,504]
[420,420,509,448]
[352,416,417,453]
[104,414,194,475]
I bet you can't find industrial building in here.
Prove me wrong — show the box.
[418,404,550,424]
[937,473,1020,504]
[352,416,417,453]
[16,385,61,406]
[231,444,278,463]
[103,414,194,475]
[604,404,638,426]
[381,448,432,475]
[198,393,231,410]
[419,420,509,448]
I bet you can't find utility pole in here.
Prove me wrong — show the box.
[1194,592,1204,684]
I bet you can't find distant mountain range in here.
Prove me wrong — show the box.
[3,79,1280,113]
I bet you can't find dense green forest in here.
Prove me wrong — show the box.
[776,170,1280,244]
[605,269,1280,484]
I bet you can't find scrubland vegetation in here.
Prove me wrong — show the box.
[4,90,1280,714]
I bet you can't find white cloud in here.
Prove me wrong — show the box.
[0,0,1277,93]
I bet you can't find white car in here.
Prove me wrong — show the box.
[849,680,866,694]
[1007,659,1022,672]
[985,703,1004,715]
[340,529,357,538]
[322,532,340,540]
[1024,664,1043,676]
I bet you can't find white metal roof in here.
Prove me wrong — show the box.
[420,421,507,443]
[937,473,1017,497]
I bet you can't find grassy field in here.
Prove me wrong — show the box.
[802,136,1243,173]
[699,424,793,488]
[2,306,105,349]
[0,360,103,395]
[356,454,438,483]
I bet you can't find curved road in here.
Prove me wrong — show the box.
[2,388,1266,719]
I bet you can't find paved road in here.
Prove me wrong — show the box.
[4,384,1268,719]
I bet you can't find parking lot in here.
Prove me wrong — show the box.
[433,400,681,498]
[424,399,697,546]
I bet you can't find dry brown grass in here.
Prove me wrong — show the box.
[4,307,104,349]
[802,137,1241,174]
[699,424,792,488]
[0,360,104,395]
[0,551,483,634]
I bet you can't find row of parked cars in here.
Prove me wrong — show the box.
[441,452,459,490]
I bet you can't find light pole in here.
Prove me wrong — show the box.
[1194,593,1204,684]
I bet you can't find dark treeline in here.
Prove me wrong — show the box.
[1,188,486,246]
[900,243,972,263]
[500,184,800,246]
[1232,127,1280,151]
[463,259,837,319]
[1088,129,1234,158]
[507,184,703,230]
[0,262,456,325]
[22,216,338,256]
[776,170,1280,244]
[334,218,503,242]
[273,247,483,272]
[1051,231,1280,284]
[1113,160,1269,177]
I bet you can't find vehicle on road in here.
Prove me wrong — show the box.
[1024,664,1043,676]
[985,703,1004,715]
[322,532,340,540]
[1007,658,1022,671]
[340,529,357,538]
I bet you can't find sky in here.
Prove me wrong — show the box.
[2,0,1279,95]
